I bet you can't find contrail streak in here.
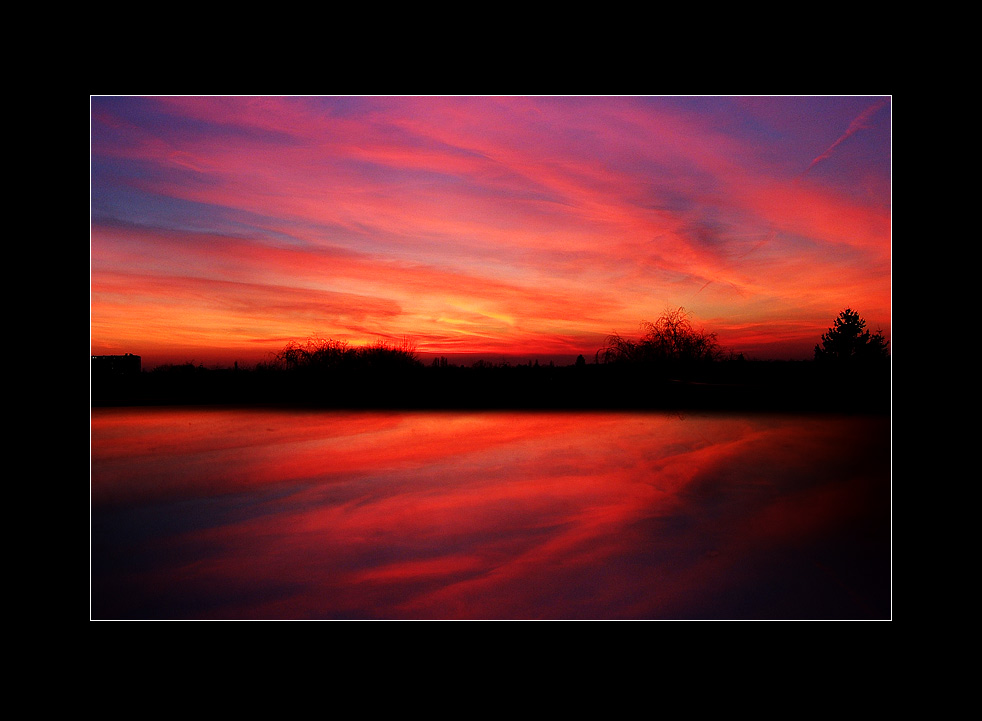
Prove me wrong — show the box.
[803,98,889,175]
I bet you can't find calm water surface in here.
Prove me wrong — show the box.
[90,407,890,619]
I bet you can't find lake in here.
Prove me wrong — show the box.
[90,407,891,620]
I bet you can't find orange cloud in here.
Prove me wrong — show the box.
[91,97,890,362]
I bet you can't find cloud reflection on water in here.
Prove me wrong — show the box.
[91,408,890,619]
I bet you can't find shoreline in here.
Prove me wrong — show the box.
[91,361,891,414]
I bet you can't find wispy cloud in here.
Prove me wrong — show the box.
[802,98,890,176]
[90,96,891,364]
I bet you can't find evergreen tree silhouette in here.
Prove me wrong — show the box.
[814,308,889,361]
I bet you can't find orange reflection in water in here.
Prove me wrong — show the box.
[90,408,890,619]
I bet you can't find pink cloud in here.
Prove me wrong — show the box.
[91,97,890,361]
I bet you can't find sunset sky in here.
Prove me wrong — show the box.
[90,95,891,367]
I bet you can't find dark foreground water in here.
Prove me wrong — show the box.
[90,407,890,620]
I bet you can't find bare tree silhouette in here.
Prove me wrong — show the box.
[598,307,723,365]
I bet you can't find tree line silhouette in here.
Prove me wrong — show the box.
[264,337,422,373]
[91,307,889,411]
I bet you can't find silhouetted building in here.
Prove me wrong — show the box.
[92,353,141,375]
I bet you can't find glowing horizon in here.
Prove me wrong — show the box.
[91,96,891,368]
